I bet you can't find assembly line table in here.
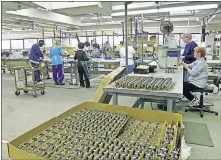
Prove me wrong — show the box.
[104,66,183,112]
[207,60,221,72]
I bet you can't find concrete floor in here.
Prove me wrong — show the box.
[1,73,221,159]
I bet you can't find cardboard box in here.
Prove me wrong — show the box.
[8,102,184,160]
[93,67,125,103]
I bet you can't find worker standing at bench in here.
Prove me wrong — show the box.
[29,40,45,84]
[181,33,198,82]
[50,40,65,86]
[74,42,90,88]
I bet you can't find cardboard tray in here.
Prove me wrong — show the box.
[8,102,184,159]
[93,66,125,103]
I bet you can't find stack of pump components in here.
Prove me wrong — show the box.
[115,75,173,90]
[18,108,181,160]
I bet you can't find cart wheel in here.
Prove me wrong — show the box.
[24,90,28,93]
[215,112,218,116]
[33,93,37,98]
[15,91,20,96]
[41,90,45,95]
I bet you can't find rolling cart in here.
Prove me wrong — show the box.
[13,63,46,98]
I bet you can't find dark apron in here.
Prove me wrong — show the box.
[79,60,90,78]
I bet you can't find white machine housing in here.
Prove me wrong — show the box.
[157,46,181,69]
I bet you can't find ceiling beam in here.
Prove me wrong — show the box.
[6,8,82,26]
[206,5,221,25]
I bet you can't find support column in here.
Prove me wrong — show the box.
[125,3,128,74]
[122,22,125,43]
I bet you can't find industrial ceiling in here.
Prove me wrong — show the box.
[1,1,221,37]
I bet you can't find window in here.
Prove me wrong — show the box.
[24,39,37,49]
[192,34,201,45]
[11,40,23,49]
[2,40,10,50]
[114,36,123,46]
[173,34,181,46]
[71,38,78,47]
[44,38,53,47]
[79,37,86,43]
[158,35,164,45]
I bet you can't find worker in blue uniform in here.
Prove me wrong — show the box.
[50,40,65,85]
[181,33,198,82]
[29,40,45,83]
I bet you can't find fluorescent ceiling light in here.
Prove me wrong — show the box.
[91,16,112,20]
[80,23,97,26]
[170,10,200,15]
[29,33,40,35]
[104,21,121,24]
[112,4,218,16]
[112,2,156,10]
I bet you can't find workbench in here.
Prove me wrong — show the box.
[207,60,221,72]
[1,58,30,74]
[104,65,183,112]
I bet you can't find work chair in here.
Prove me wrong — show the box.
[185,76,221,117]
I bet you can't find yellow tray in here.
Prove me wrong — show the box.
[8,102,184,159]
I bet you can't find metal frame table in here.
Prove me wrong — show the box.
[104,68,183,112]
[206,60,221,72]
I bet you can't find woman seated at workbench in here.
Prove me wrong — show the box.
[182,47,208,106]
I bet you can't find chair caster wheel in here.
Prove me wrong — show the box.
[185,109,187,112]
[200,114,203,118]
[215,113,218,116]
[15,91,20,96]
[24,90,28,93]
[33,94,37,98]
[41,90,45,95]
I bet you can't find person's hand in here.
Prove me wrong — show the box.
[183,63,189,70]
[181,56,185,59]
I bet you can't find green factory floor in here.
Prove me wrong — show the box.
[1,73,221,159]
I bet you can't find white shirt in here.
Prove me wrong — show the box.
[120,45,135,66]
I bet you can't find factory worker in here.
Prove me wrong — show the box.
[91,43,101,58]
[120,40,136,74]
[182,47,208,106]
[104,41,111,51]
[181,33,198,82]
[74,42,90,88]
[50,40,65,85]
[115,41,123,55]
[29,40,45,84]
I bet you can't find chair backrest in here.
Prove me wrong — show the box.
[213,75,221,88]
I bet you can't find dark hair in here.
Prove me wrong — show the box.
[78,42,85,49]
[85,41,90,47]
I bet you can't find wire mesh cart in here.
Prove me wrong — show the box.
[13,64,46,98]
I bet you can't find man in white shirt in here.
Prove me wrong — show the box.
[120,44,136,74]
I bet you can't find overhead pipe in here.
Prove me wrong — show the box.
[60,29,62,45]
[121,22,124,43]
[141,14,144,63]
[102,31,104,50]
[113,31,115,49]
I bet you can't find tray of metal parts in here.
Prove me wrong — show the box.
[8,102,184,160]
[114,75,173,91]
